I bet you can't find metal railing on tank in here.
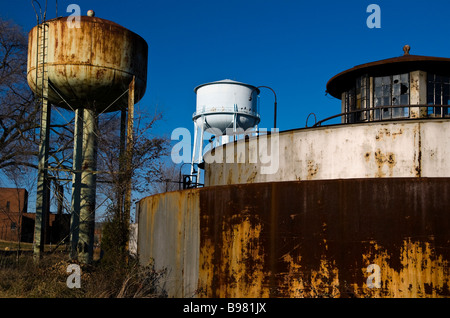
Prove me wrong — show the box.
[309,104,450,128]
[179,163,204,190]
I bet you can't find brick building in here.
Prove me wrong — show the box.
[0,188,28,241]
[0,187,70,244]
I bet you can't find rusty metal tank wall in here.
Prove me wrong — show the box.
[27,16,147,112]
[204,119,450,186]
[137,190,200,298]
[137,178,450,298]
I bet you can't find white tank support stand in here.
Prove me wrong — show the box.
[191,79,261,183]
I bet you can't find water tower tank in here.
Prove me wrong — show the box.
[27,16,147,112]
[190,79,260,186]
[193,79,260,133]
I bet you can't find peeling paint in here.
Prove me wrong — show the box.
[376,127,404,140]
[138,178,450,298]
[306,160,319,180]
[374,149,396,177]
[360,239,450,297]
[27,16,147,112]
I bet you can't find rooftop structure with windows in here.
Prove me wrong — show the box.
[326,45,450,124]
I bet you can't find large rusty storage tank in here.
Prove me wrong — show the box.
[27,15,147,112]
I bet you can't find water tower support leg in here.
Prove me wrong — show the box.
[70,108,83,259]
[78,108,98,264]
[117,109,127,218]
[33,97,51,261]
[124,77,135,249]
[197,116,205,182]
[190,120,198,177]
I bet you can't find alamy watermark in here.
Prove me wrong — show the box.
[66,4,95,28]
[366,4,381,29]
[66,4,81,28]
[171,127,280,175]
[65,262,382,290]
[66,263,81,289]
[366,264,381,289]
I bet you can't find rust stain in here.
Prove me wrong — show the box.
[226,168,234,185]
[374,149,396,177]
[198,211,269,297]
[416,124,422,177]
[196,178,450,298]
[306,160,319,180]
[137,178,450,298]
[361,239,450,297]
[27,16,148,113]
[247,169,258,183]
[375,127,403,140]
[222,215,267,297]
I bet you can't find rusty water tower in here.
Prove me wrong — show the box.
[27,11,148,263]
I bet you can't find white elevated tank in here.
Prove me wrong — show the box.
[190,79,261,185]
[193,79,260,134]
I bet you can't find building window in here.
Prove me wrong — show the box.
[427,74,450,117]
[356,75,369,121]
[344,87,355,123]
[374,73,410,120]
[344,74,369,123]
[10,222,16,231]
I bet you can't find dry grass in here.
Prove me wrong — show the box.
[0,251,167,298]
[0,240,33,251]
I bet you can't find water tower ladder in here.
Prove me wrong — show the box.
[36,23,49,100]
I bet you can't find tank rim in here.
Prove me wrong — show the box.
[194,79,260,94]
[27,15,148,45]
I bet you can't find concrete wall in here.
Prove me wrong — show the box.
[204,120,450,186]
[136,178,450,298]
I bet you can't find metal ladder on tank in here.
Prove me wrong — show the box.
[33,20,52,259]
[36,22,49,101]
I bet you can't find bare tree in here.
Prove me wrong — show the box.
[150,161,181,194]
[96,108,170,263]
[96,110,170,204]
[0,17,74,176]
[0,18,40,171]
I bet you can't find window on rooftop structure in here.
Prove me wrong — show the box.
[374,73,409,120]
[374,76,391,120]
[344,87,356,123]
[344,74,369,123]
[427,74,450,117]
[356,75,370,121]
[356,78,362,121]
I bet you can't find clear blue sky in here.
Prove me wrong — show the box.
[4,0,450,136]
[2,0,450,214]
